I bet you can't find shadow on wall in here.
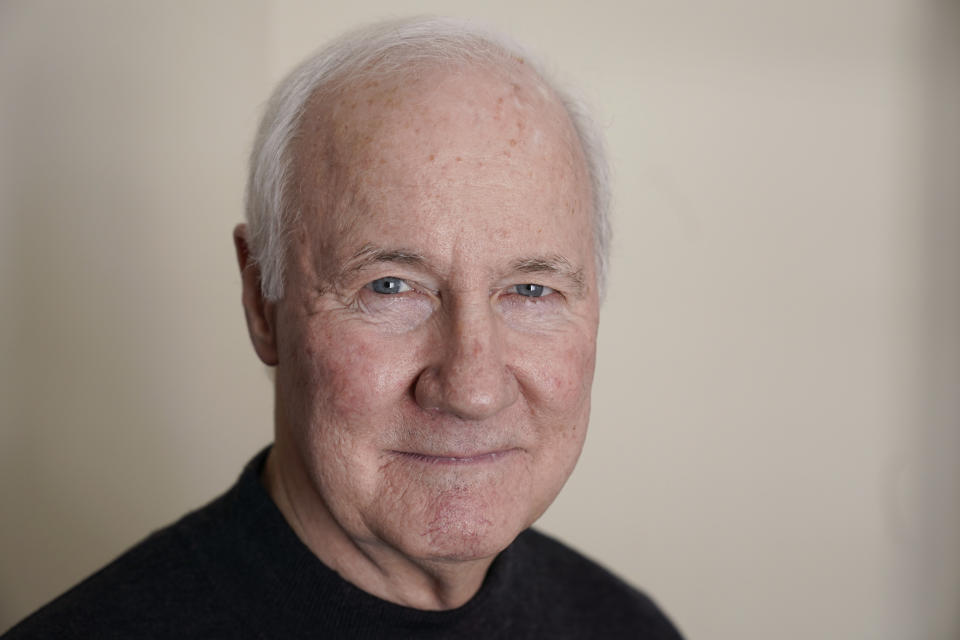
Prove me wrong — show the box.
[0,22,196,627]
[915,2,960,635]
[0,3,272,630]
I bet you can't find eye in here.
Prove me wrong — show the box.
[368,277,412,294]
[513,283,555,298]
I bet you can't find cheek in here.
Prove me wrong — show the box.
[297,322,422,423]
[284,322,428,506]
[518,333,597,410]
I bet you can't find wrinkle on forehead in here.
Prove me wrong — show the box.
[288,60,592,284]
[332,68,570,163]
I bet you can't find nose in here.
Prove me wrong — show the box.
[414,301,519,421]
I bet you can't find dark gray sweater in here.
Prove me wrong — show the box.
[4,448,683,639]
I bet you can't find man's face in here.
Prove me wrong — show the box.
[271,65,599,563]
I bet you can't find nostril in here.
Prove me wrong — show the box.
[413,366,443,412]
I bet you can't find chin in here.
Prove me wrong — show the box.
[402,493,530,564]
[415,528,521,564]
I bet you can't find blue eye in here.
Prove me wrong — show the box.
[514,283,552,298]
[369,277,411,294]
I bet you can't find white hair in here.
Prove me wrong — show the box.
[244,16,611,301]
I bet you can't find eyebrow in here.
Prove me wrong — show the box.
[511,255,586,296]
[332,243,429,285]
[337,244,586,296]
[349,243,428,268]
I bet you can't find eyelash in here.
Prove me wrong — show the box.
[511,283,555,298]
[367,277,413,295]
[367,277,556,300]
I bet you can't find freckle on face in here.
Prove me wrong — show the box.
[276,63,599,564]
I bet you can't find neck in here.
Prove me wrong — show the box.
[262,439,494,610]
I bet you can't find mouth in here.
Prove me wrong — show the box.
[390,448,519,465]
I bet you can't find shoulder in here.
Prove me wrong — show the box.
[3,494,243,639]
[508,529,684,639]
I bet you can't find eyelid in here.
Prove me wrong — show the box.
[511,283,558,298]
[366,276,413,294]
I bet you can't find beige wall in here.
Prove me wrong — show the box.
[2,1,958,637]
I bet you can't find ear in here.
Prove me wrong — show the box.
[233,224,279,366]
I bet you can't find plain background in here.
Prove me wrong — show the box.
[2,1,958,637]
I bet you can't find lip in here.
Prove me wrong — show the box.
[391,448,518,465]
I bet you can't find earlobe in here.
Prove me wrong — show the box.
[233,224,279,366]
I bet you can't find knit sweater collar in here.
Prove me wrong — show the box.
[200,446,518,634]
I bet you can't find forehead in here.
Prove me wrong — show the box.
[331,64,569,156]
[294,63,594,268]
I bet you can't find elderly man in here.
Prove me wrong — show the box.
[5,17,682,639]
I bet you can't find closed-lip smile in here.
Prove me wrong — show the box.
[390,448,518,465]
